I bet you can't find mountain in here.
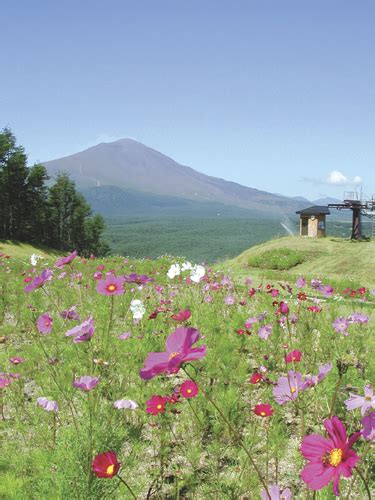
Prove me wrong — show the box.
[43,139,306,217]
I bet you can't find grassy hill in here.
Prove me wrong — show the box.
[220,236,375,288]
[0,240,61,261]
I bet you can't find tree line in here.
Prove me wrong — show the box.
[0,128,109,256]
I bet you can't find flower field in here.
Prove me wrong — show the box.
[0,249,374,499]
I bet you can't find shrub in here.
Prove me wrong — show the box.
[248,248,307,270]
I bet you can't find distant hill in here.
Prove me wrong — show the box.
[312,196,342,205]
[43,139,306,217]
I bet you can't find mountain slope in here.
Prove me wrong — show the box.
[43,139,305,216]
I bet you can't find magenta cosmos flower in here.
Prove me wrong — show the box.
[361,412,375,441]
[285,350,302,363]
[24,268,53,292]
[96,273,125,296]
[345,384,375,416]
[171,309,191,322]
[146,395,168,415]
[139,327,207,380]
[36,313,53,334]
[55,250,77,268]
[65,316,94,343]
[73,375,99,391]
[180,380,199,398]
[300,416,360,496]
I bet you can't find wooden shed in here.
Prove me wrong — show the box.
[296,206,330,238]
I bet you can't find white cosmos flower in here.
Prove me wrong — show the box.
[114,399,138,410]
[181,261,193,271]
[167,263,181,279]
[190,265,205,283]
[30,253,44,266]
[130,299,146,320]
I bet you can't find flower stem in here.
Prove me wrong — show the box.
[118,475,137,498]
[354,467,372,500]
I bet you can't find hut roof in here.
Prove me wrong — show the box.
[296,205,330,215]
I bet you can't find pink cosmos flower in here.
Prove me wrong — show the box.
[285,350,302,363]
[65,316,94,343]
[10,357,25,365]
[332,317,349,335]
[171,309,191,322]
[345,385,375,416]
[139,327,207,380]
[300,416,360,496]
[180,380,199,398]
[361,412,375,441]
[123,273,153,285]
[348,312,369,324]
[73,375,99,391]
[36,313,53,334]
[0,374,11,388]
[60,306,80,321]
[118,331,131,340]
[37,397,59,412]
[224,295,236,305]
[244,317,258,329]
[96,273,125,296]
[258,323,272,340]
[273,371,304,405]
[261,484,292,499]
[24,268,53,292]
[55,250,77,268]
[296,276,306,288]
[114,399,138,410]
[146,395,168,415]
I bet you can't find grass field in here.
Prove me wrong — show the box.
[0,242,374,498]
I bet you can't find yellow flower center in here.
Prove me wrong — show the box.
[365,395,371,401]
[106,464,115,475]
[187,389,192,394]
[291,387,297,393]
[168,351,179,360]
[107,284,116,292]
[157,404,163,409]
[260,411,266,416]
[329,448,343,467]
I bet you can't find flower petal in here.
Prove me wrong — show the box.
[301,434,332,460]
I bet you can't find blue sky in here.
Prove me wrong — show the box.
[1,1,374,200]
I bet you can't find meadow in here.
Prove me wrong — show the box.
[103,216,373,262]
[0,245,374,499]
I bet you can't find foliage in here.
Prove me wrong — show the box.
[0,128,108,256]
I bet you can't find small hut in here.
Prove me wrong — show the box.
[296,206,330,238]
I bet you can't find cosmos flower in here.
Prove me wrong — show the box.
[0,374,11,388]
[130,299,146,320]
[261,484,292,500]
[171,309,191,321]
[180,380,199,398]
[258,324,273,340]
[118,331,131,340]
[249,373,263,384]
[332,317,349,336]
[60,305,80,321]
[244,317,258,329]
[285,350,302,363]
[296,276,306,288]
[92,451,120,478]
[65,316,94,343]
[167,263,181,279]
[96,273,125,295]
[36,313,53,334]
[348,312,369,324]
[37,397,59,412]
[190,265,205,283]
[114,399,138,410]
[73,375,99,391]
[139,327,206,380]
[9,357,25,365]
[30,253,44,266]
[344,385,375,416]
[300,416,360,496]
[123,273,153,285]
[361,412,375,441]
[273,371,304,405]
[55,250,78,269]
[146,395,168,415]
[24,268,53,292]
[253,404,273,417]
[224,295,236,305]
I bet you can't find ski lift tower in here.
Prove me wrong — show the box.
[328,191,375,240]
